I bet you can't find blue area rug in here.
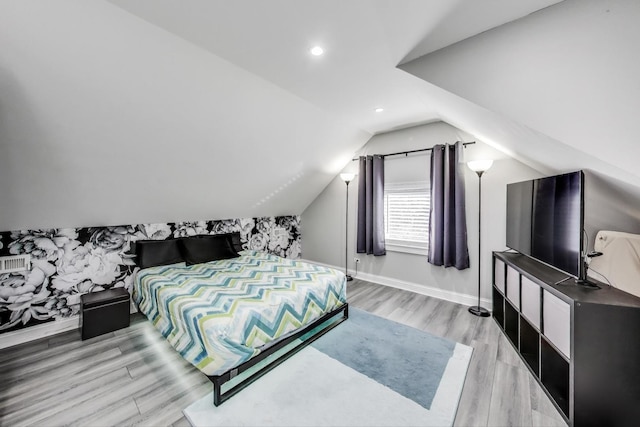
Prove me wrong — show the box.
[312,308,455,409]
[184,308,472,427]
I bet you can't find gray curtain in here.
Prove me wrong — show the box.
[428,142,469,269]
[357,155,386,256]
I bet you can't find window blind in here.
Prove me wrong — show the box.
[383,182,430,246]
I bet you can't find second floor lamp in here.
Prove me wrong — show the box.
[340,173,355,281]
[467,159,493,317]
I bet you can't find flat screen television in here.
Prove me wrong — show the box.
[506,171,585,280]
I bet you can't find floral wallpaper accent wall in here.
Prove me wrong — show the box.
[0,216,301,334]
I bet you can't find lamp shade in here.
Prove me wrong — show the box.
[340,173,356,183]
[467,159,493,173]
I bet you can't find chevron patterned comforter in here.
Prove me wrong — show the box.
[133,250,347,376]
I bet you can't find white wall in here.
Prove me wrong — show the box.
[0,0,369,231]
[399,0,640,185]
[302,121,542,304]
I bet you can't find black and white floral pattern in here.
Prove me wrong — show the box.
[0,216,301,334]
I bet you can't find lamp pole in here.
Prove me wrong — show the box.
[467,160,492,317]
[340,173,355,281]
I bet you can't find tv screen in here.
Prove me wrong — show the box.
[506,171,584,278]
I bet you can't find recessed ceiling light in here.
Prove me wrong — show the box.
[375,107,384,113]
[310,46,324,56]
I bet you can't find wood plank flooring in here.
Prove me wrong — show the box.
[0,279,567,426]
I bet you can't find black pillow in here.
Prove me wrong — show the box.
[179,234,239,265]
[135,239,184,269]
[218,232,243,253]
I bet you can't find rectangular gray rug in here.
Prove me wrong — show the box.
[183,308,472,426]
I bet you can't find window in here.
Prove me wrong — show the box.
[383,181,430,255]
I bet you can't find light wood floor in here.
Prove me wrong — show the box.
[0,279,567,426]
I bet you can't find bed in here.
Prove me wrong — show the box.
[132,233,348,406]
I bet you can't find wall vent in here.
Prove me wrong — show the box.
[0,254,32,274]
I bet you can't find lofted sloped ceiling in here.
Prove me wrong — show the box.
[107,0,562,135]
[400,0,640,191]
[0,0,370,230]
[8,0,617,232]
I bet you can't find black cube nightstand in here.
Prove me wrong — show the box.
[80,288,130,340]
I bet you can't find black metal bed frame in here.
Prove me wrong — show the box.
[207,303,349,406]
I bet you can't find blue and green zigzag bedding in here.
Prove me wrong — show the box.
[133,250,347,376]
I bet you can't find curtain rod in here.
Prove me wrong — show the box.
[351,141,475,161]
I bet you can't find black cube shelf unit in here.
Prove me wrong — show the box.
[493,251,640,427]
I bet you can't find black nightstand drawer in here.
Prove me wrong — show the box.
[80,288,130,340]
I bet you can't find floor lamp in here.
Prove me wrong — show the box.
[340,173,355,281]
[467,160,493,317]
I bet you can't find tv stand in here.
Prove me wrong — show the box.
[553,276,572,285]
[574,279,601,289]
[493,251,640,426]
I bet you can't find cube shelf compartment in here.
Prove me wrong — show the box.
[492,251,640,426]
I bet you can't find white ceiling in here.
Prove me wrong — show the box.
[108,0,562,135]
[1,0,579,230]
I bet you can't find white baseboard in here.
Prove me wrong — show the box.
[0,265,491,350]
[303,259,492,310]
[0,316,80,350]
[0,301,138,350]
